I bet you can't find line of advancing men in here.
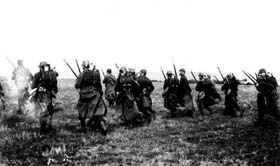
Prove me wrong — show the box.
[1,60,280,135]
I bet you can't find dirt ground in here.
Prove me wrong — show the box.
[1,79,280,166]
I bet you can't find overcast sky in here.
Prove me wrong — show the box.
[0,0,280,80]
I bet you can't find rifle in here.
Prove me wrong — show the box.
[63,59,78,78]
[115,63,119,70]
[242,70,257,85]
[248,72,257,82]
[160,66,167,80]
[172,57,178,78]
[4,56,16,68]
[217,66,226,82]
[214,75,220,84]
[191,71,198,83]
[75,59,81,74]
[101,69,106,77]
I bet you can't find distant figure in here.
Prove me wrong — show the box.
[75,60,107,134]
[195,73,221,115]
[31,61,58,134]
[0,81,5,113]
[12,60,33,114]
[102,69,116,107]
[137,69,155,122]
[255,69,280,124]
[162,70,179,117]
[221,73,240,117]
[115,66,142,126]
[177,68,194,117]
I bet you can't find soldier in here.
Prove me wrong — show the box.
[221,73,240,117]
[177,68,194,117]
[255,69,280,124]
[115,66,142,126]
[162,70,179,117]
[102,69,116,107]
[0,81,4,112]
[195,73,221,115]
[12,60,33,114]
[136,69,155,122]
[31,61,58,134]
[75,60,107,134]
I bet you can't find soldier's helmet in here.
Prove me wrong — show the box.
[128,68,135,73]
[179,68,185,73]
[226,73,233,79]
[258,68,266,74]
[39,61,48,67]
[107,69,112,73]
[120,66,127,73]
[140,69,147,75]
[166,70,173,76]
[82,60,90,68]
[17,59,23,65]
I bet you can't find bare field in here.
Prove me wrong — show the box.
[1,79,280,166]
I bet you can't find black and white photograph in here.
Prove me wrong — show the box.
[0,0,280,165]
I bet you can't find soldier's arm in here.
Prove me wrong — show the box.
[74,73,84,89]
[149,80,155,93]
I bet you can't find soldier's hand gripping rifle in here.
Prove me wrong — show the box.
[191,71,198,83]
[160,66,167,80]
[75,59,81,74]
[63,59,78,78]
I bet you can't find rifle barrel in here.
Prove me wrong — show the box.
[191,71,198,83]
[75,59,81,74]
[242,70,257,84]
[217,66,225,80]
[64,59,78,78]
[4,56,16,68]
[160,66,166,80]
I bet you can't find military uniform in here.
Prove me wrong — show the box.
[102,69,116,107]
[162,71,179,117]
[12,60,33,113]
[256,69,280,122]
[31,62,58,134]
[177,68,194,117]
[115,67,142,125]
[195,73,221,115]
[136,69,155,122]
[75,61,107,134]
[221,74,240,117]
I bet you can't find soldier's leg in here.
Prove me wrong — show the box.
[266,96,280,121]
[257,94,266,121]
[80,118,86,132]
[93,116,107,135]
[196,99,204,115]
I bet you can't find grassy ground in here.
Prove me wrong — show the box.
[0,80,280,166]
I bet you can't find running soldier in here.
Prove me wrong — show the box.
[115,67,142,126]
[12,60,33,114]
[221,73,240,117]
[177,68,194,117]
[162,70,179,117]
[195,73,221,115]
[75,60,107,134]
[31,61,58,134]
[136,69,155,122]
[255,69,280,124]
[102,69,116,107]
